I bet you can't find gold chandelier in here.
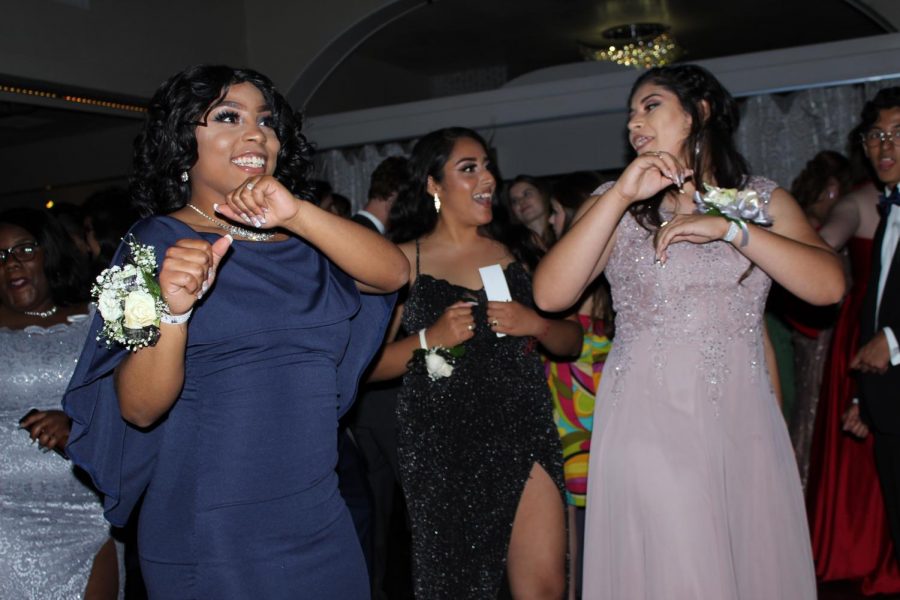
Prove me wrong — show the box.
[579,23,682,69]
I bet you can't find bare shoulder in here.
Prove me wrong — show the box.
[397,241,417,283]
[848,183,880,209]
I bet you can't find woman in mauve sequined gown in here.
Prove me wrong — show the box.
[0,208,122,599]
[368,128,582,599]
[535,65,845,599]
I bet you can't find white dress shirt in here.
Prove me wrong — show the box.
[878,188,900,366]
[355,210,385,235]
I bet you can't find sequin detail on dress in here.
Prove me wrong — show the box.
[0,314,121,600]
[397,250,565,599]
[583,177,817,599]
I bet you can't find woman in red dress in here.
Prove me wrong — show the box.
[806,179,900,594]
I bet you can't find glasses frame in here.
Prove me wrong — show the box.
[861,128,900,147]
[0,241,40,264]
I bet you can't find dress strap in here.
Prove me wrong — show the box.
[415,238,421,276]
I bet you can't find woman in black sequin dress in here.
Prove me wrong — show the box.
[369,128,581,599]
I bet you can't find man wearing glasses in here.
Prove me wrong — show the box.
[852,86,900,560]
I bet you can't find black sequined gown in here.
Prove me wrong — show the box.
[397,246,565,599]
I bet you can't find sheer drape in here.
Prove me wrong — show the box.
[737,78,900,188]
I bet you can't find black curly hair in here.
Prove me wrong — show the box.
[627,64,750,230]
[388,127,543,270]
[0,207,91,305]
[131,64,313,217]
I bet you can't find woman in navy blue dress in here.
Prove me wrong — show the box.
[63,65,408,599]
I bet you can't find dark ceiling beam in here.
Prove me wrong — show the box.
[846,0,899,31]
[286,0,430,110]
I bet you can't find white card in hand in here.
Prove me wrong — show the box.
[479,264,511,337]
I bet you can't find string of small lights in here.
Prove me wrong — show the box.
[0,84,146,113]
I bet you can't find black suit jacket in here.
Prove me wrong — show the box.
[352,212,381,233]
[860,210,900,434]
[346,211,400,430]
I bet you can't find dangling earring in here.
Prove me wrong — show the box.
[693,140,701,162]
[433,193,441,214]
[181,171,189,183]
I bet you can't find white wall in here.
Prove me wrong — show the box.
[306,33,900,177]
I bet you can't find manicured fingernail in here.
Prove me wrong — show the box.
[213,203,220,213]
[224,234,234,243]
[259,214,267,225]
[241,213,251,224]
[202,280,210,293]
[252,217,262,228]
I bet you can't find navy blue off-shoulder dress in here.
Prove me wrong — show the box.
[63,216,394,599]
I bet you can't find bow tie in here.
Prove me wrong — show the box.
[879,186,900,215]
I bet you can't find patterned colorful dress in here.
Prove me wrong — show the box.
[546,314,611,506]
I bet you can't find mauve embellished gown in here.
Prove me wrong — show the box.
[582,177,816,599]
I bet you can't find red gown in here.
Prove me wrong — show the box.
[807,236,900,594]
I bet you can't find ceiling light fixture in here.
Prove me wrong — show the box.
[579,23,682,69]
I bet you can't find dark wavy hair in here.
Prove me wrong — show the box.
[0,208,91,305]
[368,156,410,200]
[860,86,900,132]
[552,171,605,212]
[504,174,556,249]
[388,127,543,270]
[131,64,313,217]
[790,150,852,211]
[627,64,749,230]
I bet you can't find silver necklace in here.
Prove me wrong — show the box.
[24,305,58,318]
[185,203,275,242]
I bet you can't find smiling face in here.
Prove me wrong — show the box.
[0,223,51,314]
[428,136,496,226]
[863,106,900,188]
[508,181,549,230]
[627,82,693,161]
[189,82,281,206]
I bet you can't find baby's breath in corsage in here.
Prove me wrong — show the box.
[92,235,168,351]
[693,183,773,246]
[411,345,465,381]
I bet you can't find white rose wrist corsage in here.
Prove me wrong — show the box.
[410,330,465,381]
[92,235,169,351]
[693,183,773,246]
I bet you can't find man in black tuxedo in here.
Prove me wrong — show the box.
[848,87,900,558]
[346,155,413,599]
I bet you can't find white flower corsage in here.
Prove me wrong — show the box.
[412,345,465,381]
[693,183,772,247]
[91,235,168,351]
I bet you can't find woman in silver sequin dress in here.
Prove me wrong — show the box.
[535,65,845,599]
[0,208,121,599]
